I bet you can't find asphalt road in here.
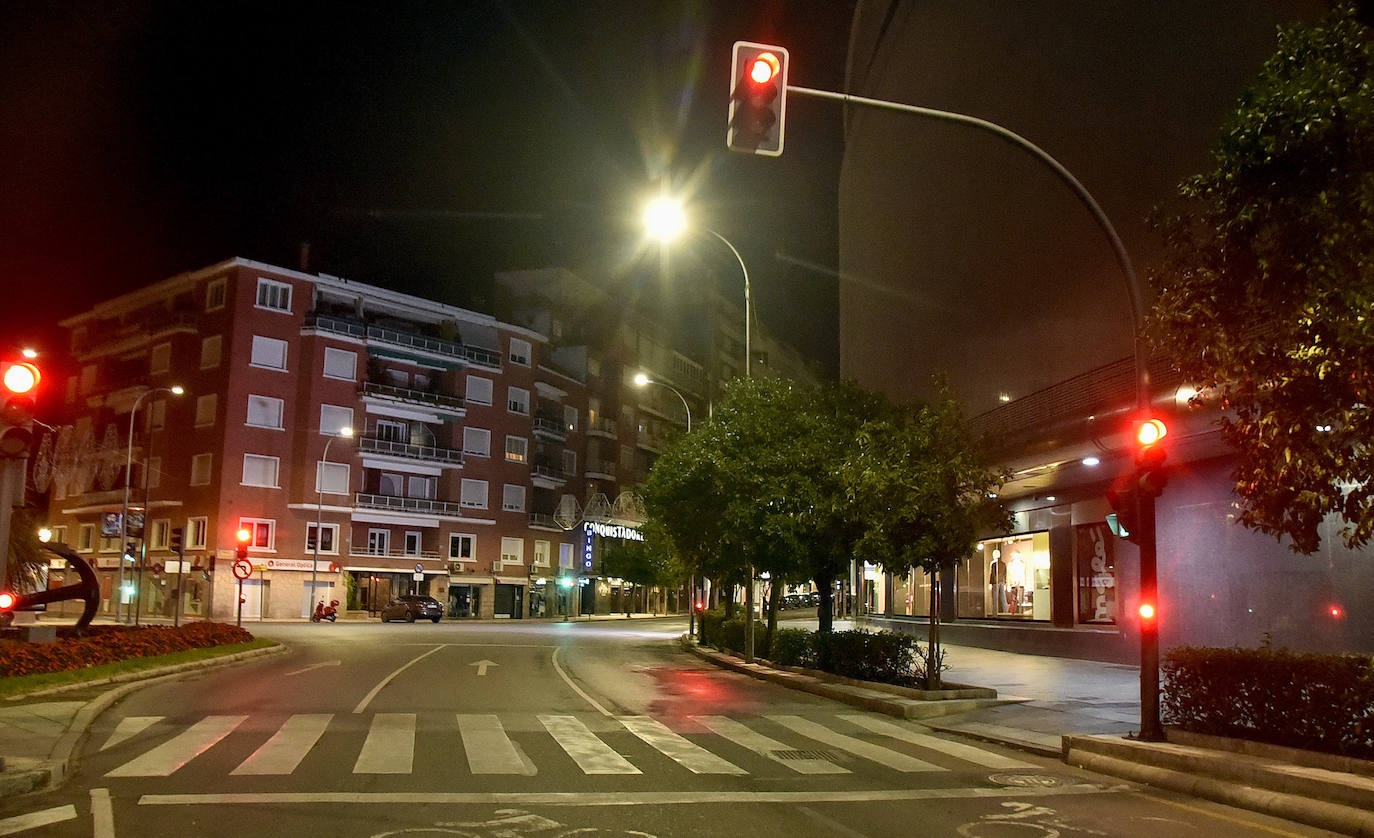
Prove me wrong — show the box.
[0,618,1340,838]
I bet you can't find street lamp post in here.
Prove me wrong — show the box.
[633,373,696,637]
[312,426,353,620]
[118,385,183,623]
[643,198,757,661]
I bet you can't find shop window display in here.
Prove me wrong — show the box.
[960,532,1051,620]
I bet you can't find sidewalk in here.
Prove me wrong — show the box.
[686,630,1374,837]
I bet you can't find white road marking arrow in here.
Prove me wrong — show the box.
[285,660,342,676]
[470,659,499,676]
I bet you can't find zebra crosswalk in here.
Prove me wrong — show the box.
[99,711,1037,781]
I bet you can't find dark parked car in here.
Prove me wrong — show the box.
[783,593,808,610]
[380,595,443,623]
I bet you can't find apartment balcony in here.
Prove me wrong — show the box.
[528,512,564,532]
[584,458,616,480]
[304,313,502,370]
[360,381,465,419]
[586,417,618,439]
[348,547,442,560]
[354,492,470,518]
[357,436,464,468]
[73,311,200,361]
[530,464,569,490]
[532,415,568,443]
[635,429,667,453]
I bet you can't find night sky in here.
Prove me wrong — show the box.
[1,1,852,376]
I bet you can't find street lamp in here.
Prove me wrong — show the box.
[312,426,353,620]
[643,195,758,661]
[118,385,183,623]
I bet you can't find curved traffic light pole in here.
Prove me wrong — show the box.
[0,543,102,635]
[785,83,1165,740]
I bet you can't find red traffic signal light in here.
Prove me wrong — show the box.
[694,600,705,612]
[728,41,789,156]
[235,527,251,560]
[1138,602,1157,621]
[0,592,17,610]
[1134,417,1169,497]
[1,359,41,458]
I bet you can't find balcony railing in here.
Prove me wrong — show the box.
[531,465,569,486]
[361,381,464,413]
[357,436,464,466]
[584,458,616,478]
[529,512,563,530]
[532,416,568,442]
[348,547,442,559]
[305,313,502,369]
[354,492,469,517]
[587,417,618,438]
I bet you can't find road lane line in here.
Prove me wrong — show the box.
[839,714,1037,770]
[231,714,333,775]
[352,645,445,714]
[691,715,848,775]
[539,715,640,775]
[0,804,77,836]
[90,788,113,838]
[100,716,162,751]
[354,713,415,774]
[105,715,246,777]
[617,716,746,775]
[768,715,942,772]
[550,647,613,717]
[137,784,1119,806]
[457,714,534,775]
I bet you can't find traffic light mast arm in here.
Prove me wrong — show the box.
[784,82,1148,412]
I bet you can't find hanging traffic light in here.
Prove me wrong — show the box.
[235,527,251,560]
[728,41,789,156]
[1,358,41,458]
[1135,418,1169,497]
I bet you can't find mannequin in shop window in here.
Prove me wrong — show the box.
[991,558,1009,615]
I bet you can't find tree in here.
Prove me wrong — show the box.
[847,393,1009,687]
[1148,4,1374,554]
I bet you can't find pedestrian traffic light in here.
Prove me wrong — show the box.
[728,41,788,156]
[235,527,251,560]
[170,527,184,555]
[1,358,41,458]
[1134,418,1169,497]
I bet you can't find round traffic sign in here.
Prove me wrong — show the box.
[232,559,253,580]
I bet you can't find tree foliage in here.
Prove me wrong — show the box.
[1148,4,1374,554]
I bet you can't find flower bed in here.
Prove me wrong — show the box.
[0,622,255,678]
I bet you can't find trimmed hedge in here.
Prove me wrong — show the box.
[1161,645,1374,759]
[0,622,255,677]
[697,608,943,688]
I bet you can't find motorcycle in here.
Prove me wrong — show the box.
[311,599,339,622]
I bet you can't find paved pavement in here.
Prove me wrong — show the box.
[2,614,1372,837]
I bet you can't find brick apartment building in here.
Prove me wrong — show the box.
[36,257,718,622]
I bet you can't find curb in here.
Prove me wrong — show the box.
[0,642,287,798]
[681,636,1009,720]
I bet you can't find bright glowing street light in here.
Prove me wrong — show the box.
[642,196,686,242]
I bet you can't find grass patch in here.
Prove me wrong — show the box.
[0,637,278,699]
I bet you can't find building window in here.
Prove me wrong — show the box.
[242,454,280,488]
[509,338,531,366]
[559,542,573,570]
[507,387,529,415]
[306,523,338,554]
[320,404,353,436]
[466,376,493,406]
[78,524,94,552]
[323,347,357,380]
[317,461,350,495]
[1075,523,1118,625]
[149,398,167,430]
[502,484,526,512]
[375,419,405,443]
[188,517,207,550]
[246,395,285,429]
[961,532,1052,621]
[367,529,390,555]
[149,519,170,550]
[206,277,227,311]
[403,532,422,556]
[190,453,213,486]
[564,405,578,432]
[256,278,292,312]
[534,539,551,566]
[562,449,576,476]
[450,533,476,561]
[250,335,288,370]
[239,518,274,549]
[150,343,171,375]
[463,427,491,457]
[504,435,527,463]
[200,335,222,370]
[500,537,523,566]
[146,456,162,490]
[408,475,435,499]
[195,394,217,427]
[379,473,404,496]
[460,479,488,509]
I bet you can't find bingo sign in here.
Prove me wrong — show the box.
[583,527,595,573]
